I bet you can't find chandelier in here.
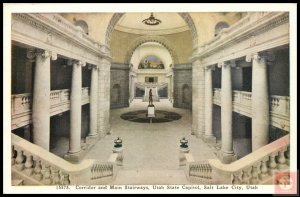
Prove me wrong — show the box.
[142,13,161,26]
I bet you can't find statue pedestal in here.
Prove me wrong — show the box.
[147,105,155,118]
[179,147,190,166]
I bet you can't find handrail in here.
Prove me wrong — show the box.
[12,132,115,185]
[208,134,290,184]
[209,134,289,173]
[12,133,94,174]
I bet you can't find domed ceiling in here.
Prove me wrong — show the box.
[115,13,189,35]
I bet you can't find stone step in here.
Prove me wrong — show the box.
[113,169,190,185]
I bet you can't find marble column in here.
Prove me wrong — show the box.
[203,66,216,143]
[193,60,205,137]
[97,59,111,136]
[88,65,98,137]
[191,61,199,135]
[219,62,236,164]
[68,60,83,154]
[31,49,51,150]
[250,53,270,151]
[131,75,136,102]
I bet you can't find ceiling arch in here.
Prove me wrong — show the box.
[124,35,179,64]
[105,13,198,48]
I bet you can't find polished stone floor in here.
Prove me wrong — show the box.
[84,99,217,171]
[52,99,219,184]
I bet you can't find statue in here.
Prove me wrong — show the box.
[149,88,153,106]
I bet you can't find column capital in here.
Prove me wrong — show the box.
[218,61,233,68]
[67,59,86,67]
[246,51,275,63]
[87,64,99,70]
[27,49,57,61]
[205,65,216,70]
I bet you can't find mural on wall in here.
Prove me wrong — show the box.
[138,55,164,69]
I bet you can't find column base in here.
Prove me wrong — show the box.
[218,150,237,164]
[106,124,112,135]
[64,149,85,163]
[85,133,100,145]
[196,132,204,139]
[202,135,217,143]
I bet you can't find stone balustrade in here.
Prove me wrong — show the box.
[11,87,89,130]
[90,162,114,180]
[12,133,93,185]
[213,88,290,131]
[189,162,213,179]
[208,134,290,184]
[12,133,115,185]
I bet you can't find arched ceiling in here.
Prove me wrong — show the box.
[115,13,189,35]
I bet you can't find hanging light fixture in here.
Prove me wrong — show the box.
[142,13,161,26]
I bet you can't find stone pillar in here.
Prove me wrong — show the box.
[68,60,84,154]
[192,60,205,137]
[31,49,52,150]
[129,69,136,103]
[97,59,111,136]
[203,66,216,143]
[218,61,236,164]
[88,65,98,137]
[249,53,270,151]
[191,60,199,135]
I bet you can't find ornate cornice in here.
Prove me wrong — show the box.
[12,14,111,65]
[191,12,289,65]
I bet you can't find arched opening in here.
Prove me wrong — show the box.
[74,20,89,35]
[214,21,229,37]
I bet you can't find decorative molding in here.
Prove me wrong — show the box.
[105,13,125,46]
[173,64,192,70]
[114,24,189,36]
[111,63,130,70]
[178,13,198,48]
[191,12,289,66]
[124,35,179,64]
[12,13,111,66]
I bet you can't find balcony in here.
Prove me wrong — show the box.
[213,88,290,131]
[11,87,90,130]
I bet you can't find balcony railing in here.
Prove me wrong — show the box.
[11,87,89,129]
[213,88,290,131]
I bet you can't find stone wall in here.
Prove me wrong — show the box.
[110,63,130,109]
[173,64,192,109]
